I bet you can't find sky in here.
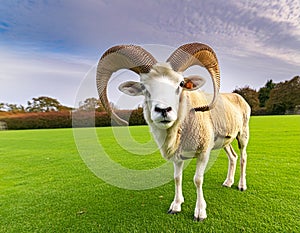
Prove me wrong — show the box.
[0,0,299,109]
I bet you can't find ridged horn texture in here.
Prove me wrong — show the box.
[166,43,220,112]
[96,45,157,126]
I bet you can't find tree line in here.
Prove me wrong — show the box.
[1,75,299,118]
[0,96,109,113]
[0,96,145,129]
[233,76,300,115]
[0,96,72,113]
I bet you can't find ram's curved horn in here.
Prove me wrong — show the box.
[96,45,157,125]
[166,43,220,111]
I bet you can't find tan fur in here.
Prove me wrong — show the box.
[143,89,250,160]
[141,62,182,85]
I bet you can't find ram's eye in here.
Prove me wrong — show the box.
[179,81,185,87]
[141,85,151,98]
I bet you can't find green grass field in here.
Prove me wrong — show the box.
[0,116,299,232]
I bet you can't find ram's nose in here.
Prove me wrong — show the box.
[154,106,172,118]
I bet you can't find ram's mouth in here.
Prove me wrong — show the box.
[153,119,175,129]
[160,120,172,124]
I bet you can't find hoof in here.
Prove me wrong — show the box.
[193,216,205,222]
[167,209,179,215]
[222,179,233,188]
[238,187,247,191]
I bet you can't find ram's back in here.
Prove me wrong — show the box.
[186,91,250,150]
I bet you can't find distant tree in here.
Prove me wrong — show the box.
[258,79,276,107]
[5,104,26,113]
[57,105,73,112]
[79,97,105,112]
[266,76,300,114]
[26,96,63,112]
[18,105,26,113]
[233,86,260,113]
[0,103,5,111]
[7,104,18,113]
[0,103,26,113]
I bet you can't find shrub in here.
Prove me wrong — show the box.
[2,109,147,130]
[2,112,72,130]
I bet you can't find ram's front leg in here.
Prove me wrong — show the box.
[194,151,210,221]
[168,160,184,214]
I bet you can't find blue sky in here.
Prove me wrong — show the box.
[0,0,299,108]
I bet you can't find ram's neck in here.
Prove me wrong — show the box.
[143,93,191,160]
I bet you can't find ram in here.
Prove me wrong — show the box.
[96,43,251,221]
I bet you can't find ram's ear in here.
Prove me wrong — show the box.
[118,81,144,96]
[183,75,206,91]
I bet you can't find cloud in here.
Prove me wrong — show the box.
[226,0,300,64]
[145,0,300,66]
[0,45,93,106]
[0,0,166,53]
[1,0,299,61]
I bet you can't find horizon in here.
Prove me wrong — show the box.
[1,75,298,110]
[1,1,299,109]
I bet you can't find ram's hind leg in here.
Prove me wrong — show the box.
[223,144,238,188]
[237,126,249,191]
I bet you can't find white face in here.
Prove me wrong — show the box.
[119,63,205,129]
[142,77,183,129]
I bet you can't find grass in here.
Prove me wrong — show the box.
[0,115,299,232]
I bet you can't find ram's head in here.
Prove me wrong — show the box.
[96,43,220,128]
